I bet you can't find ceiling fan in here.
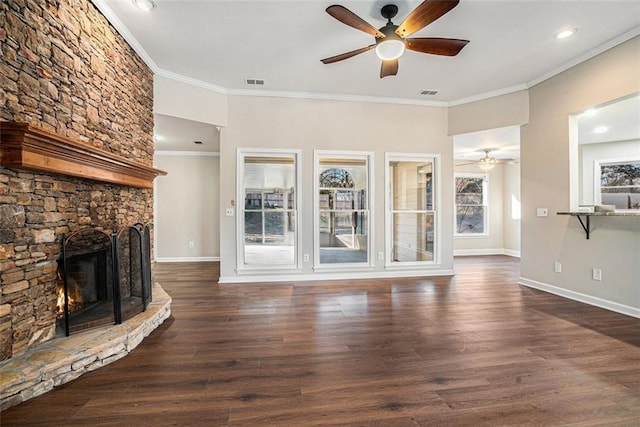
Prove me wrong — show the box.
[456,149,518,170]
[321,0,469,78]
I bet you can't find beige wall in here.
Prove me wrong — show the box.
[219,96,454,281]
[448,90,529,136]
[503,162,521,255]
[520,36,640,316]
[154,75,228,127]
[154,154,220,261]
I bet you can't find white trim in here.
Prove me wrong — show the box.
[156,257,220,262]
[90,0,159,73]
[385,153,440,266]
[155,69,227,94]
[236,149,302,271]
[518,277,640,319]
[448,84,528,107]
[527,26,640,90]
[594,157,640,209]
[153,177,158,261]
[453,248,521,257]
[503,249,521,258]
[228,88,447,107]
[454,248,506,256]
[219,268,454,284]
[454,172,489,237]
[154,151,220,157]
[313,150,375,269]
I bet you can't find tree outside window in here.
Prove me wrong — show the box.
[455,174,487,235]
[600,161,640,210]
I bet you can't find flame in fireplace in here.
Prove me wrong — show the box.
[56,287,73,316]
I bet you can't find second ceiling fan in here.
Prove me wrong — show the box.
[321,0,469,78]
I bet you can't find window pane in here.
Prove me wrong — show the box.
[455,177,483,205]
[319,212,368,264]
[392,212,434,262]
[264,211,285,237]
[242,154,297,267]
[456,206,485,234]
[600,162,640,209]
[245,192,262,210]
[317,156,370,266]
[390,161,434,210]
[244,212,262,241]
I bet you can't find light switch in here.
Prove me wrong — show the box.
[536,208,548,217]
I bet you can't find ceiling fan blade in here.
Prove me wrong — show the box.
[405,37,469,56]
[326,5,385,38]
[321,44,375,64]
[380,59,399,78]
[396,0,460,38]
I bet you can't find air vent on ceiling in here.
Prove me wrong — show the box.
[245,78,265,86]
[194,141,203,145]
[419,90,439,96]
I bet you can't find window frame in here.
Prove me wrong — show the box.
[236,148,302,272]
[385,153,440,267]
[594,157,640,211]
[313,150,374,270]
[454,172,489,237]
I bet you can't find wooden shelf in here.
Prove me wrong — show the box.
[557,211,640,239]
[0,122,166,188]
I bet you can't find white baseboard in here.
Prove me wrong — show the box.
[503,249,521,258]
[219,268,455,284]
[155,257,220,263]
[454,248,520,258]
[518,277,640,319]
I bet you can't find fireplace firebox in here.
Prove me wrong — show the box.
[58,224,152,336]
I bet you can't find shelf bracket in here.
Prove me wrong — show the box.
[575,214,590,239]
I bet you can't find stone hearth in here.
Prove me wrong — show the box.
[0,282,171,410]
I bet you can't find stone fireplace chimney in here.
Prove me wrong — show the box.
[0,0,160,362]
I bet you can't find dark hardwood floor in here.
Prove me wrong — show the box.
[2,256,639,426]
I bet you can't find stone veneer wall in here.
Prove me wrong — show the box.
[0,0,154,361]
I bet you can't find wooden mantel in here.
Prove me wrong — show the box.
[0,122,166,188]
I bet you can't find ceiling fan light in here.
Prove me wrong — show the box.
[478,157,496,170]
[375,40,405,60]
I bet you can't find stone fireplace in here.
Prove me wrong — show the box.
[0,0,163,361]
[0,0,172,410]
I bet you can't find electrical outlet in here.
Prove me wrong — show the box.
[537,208,549,217]
[554,262,562,273]
[225,208,234,216]
[378,251,384,260]
[592,268,602,281]
[188,241,195,248]
[303,254,310,262]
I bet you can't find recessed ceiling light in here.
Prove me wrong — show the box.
[556,28,577,39]
[581,108,597,117]
[593,126,608,134]
[132,0,155,12]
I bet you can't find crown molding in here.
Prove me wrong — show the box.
[154,151,220,157]
[93,1,640,108]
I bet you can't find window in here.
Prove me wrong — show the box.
[596,160,640,210]
[386,155,437,264]
[455,173,488,235]
[315,152,372,266]
[237,151,300,269]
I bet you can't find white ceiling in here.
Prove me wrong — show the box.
[94,1,640,153]
[154,113,220,152]
[453,125,520,161]
[577,93,640,145]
